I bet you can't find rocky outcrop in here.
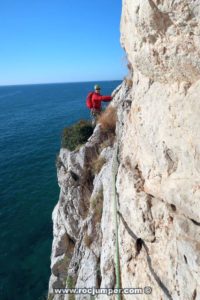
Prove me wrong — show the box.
[48,1,200,299]
[48,83,132,300]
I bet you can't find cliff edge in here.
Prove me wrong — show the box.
[48,1,200,299]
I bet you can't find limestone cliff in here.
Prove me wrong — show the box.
[48,1,200,299]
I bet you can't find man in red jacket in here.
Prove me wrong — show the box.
[91,84,112,126]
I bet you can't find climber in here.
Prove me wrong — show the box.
[86,84,112,126]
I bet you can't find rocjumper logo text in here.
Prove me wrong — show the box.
[53,286,152,295]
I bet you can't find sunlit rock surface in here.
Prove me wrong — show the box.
[48,1,200,299]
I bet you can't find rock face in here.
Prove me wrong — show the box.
[121,0,200,84]
[48,1,200,299]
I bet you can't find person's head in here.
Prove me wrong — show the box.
[94,84,101,94]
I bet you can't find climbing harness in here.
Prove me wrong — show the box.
[112,143,121,299]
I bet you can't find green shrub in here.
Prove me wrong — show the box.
[62,120,93,151]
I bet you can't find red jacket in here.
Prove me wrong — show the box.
[91,92,112,110]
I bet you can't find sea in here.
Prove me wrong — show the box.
[0,80,121,300]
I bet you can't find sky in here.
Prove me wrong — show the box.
[0,0,127,86]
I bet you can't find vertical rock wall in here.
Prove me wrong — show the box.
[48,1,200,299]
[118,0,200,299]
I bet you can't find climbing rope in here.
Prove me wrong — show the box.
[112,142,121,300]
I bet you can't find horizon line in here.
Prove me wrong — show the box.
[0,79,123,88]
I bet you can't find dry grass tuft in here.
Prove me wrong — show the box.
[99,134,116,151]
[90,189,103,223]
[97,106,117,133]
[84,232,93,248]
[125,78,133,88]
[92,156,106,175]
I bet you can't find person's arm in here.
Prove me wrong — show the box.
[101,95,112,102]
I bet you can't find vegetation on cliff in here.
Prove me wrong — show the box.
[61,120,93,151]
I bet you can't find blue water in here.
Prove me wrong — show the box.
[0,80,121,300]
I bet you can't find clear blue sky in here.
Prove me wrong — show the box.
[0,0,127,86]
